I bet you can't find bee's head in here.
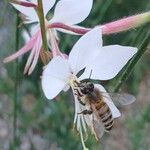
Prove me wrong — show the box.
[79,81,94,94]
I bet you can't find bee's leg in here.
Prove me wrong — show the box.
[74,88,83,97]
[77,97,86,106]
[74,89,86,106]
[74,92,86,106]
[73,80,80,87]
[78,109,93,115]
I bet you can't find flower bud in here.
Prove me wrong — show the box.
[101,12,150,34]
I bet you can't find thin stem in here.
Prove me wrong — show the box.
[13,14,20,147]
[48,12,150,35]
[48,23,90,34]
[0,0,8,26]
[112,30,150,92]
[37,0,48,52]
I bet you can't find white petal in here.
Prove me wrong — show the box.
[30,0,55,15]
[41,56,71,99]
[94,84,121,118]
[11,3,38,23]
[81,45,137,80]
[63,85,70,92]
[69,27,102,74]
[30,0,37,4]
[50,0,93,25]
[42,0,56,16]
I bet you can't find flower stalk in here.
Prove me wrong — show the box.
[37,0,48,52]
[13,13,20,147]
[101,12,150,34]
[48,11,150,35]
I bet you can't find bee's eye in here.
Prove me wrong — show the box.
[80,87,88,94]
[87,82,94,90]
[80,82,94,94]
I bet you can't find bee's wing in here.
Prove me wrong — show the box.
[92,113,105,140]
[102,93,136,106]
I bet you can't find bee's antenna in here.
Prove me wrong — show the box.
[89,70,93,79]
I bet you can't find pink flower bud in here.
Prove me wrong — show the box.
[101,12,150,34]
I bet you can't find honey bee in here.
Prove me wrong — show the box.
[73,80,136,140]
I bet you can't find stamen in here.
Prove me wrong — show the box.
[80,128,89,150]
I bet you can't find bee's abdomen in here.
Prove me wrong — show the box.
[96,101,114,132]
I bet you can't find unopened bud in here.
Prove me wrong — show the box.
[101,11,150,34]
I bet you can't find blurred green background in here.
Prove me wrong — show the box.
[0,0,150,149]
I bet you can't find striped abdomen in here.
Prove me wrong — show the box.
[95,100,114,132]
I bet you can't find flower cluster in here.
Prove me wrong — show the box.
[4,0,93,74]
[4,0,150,149]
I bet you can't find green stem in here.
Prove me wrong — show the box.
[13,14,20,147]
[37,0,48,51]
[113,30,150,92]
[0,0,8,25]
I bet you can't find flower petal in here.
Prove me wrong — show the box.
[42,0,56,16]
[11,3,38,23]
[28,33,42,75]
[81,45,137,80]
[24,41,37,74]
[3,30,40,63]
[94,84,121,118]
[50,0,93,25]
[41,56,71,99]
[69,27,102,74]
[30,0,37,4]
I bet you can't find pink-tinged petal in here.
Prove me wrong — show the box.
[42,56,71,99]
[42,0,56,16]
[23,32,42,74]
[28,34,42,75]
[48,29,62,57]
[50,0,93,25]
[24,43,36,74]
[94,84,121,118]
[69,27,102,74]
[11,3,38,23]
[81,45,137,80]
[3,30,40,63]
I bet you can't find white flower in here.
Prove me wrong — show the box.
[11,0,93,29]
[5,0,93,74]
[41,27,137,146]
